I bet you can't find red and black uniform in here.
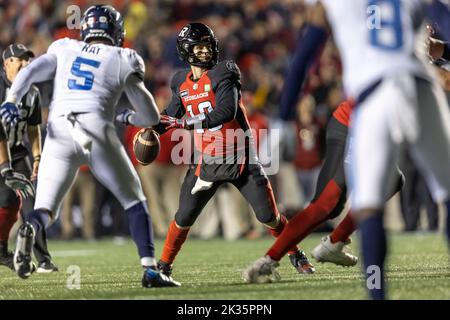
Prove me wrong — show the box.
[266,100,404,261]
[155,60,298,265]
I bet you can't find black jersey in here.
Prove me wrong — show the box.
[157,60,259,181]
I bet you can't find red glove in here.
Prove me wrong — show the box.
[160,115,187,130]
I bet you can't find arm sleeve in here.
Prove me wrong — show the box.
[187,79,238,129]
[279,24,328,121]
[124,73,160,127]
[153,74,186,135]
[7,53,57,104]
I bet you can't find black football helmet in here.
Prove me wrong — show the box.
[80,5,125,47]
[176,23,219,68]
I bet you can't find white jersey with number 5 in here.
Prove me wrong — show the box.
[321,0,429,98]
[47,37,144,121]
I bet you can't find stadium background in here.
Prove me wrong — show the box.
[0,0,447,241]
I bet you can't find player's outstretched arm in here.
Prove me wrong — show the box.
[6,54,57,105]
[279,1,329,121]
[123,73,160,127]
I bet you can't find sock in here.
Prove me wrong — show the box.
[125,201,155,260]
[0,203,20,243]
[26,209,51,263]
[358,212,386,300]
[266,215,298,255]
[330,213,356,243]
[27,209,50,234]
[266,180,342,261]
[160,220,190,265]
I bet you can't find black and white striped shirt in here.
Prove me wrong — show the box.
[0,71,41,161]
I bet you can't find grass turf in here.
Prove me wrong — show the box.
[0,233,449,300]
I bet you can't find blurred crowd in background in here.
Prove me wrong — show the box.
[0,0,447,242]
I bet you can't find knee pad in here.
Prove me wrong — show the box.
[255,207,278,225]
[174,209,197,228]
[314,180,344,219]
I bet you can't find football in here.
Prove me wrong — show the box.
[133,128,160,165]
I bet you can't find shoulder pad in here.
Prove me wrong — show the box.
[47,38,71,55]
[209,60,241,90]
[170,69,190,92]
[122,48,145,81]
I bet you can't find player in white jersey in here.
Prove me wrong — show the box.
[322,0,450,300]
[0,5,179,287]
[242,0,450,299]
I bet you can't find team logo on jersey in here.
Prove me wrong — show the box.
[193,83,198,90]
[180,90,189,98]
[183,92,209,102]
[204,84,210,92]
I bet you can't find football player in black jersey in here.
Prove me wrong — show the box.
[151,23,315,281]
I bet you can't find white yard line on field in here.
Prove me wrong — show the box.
[51,249,98,257]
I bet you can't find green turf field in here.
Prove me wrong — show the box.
[0,233,449,300]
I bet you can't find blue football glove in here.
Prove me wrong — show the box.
[0,102,19,128]
[116,108,135,126]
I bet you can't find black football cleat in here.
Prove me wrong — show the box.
[157,260,173,276]
[0,251,14,270]
[13,222,36,279]
[289,250,316,274]
[36,260,59,273]
[142,266,181,288]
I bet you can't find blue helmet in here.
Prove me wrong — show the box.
[80,5,125,47]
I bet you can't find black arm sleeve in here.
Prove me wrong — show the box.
[153,71,187,135]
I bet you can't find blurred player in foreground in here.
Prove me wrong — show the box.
[244,0,450,299]
[0,5,179,287]
[244,99,405,282]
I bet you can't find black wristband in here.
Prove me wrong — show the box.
[34,155,41,162]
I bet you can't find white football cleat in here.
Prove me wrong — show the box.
[242,255,281,284]
[14,222,37,279]
[311,235,358,267]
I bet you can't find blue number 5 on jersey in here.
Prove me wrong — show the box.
[68,57,101,90]
[368,0,403,50]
